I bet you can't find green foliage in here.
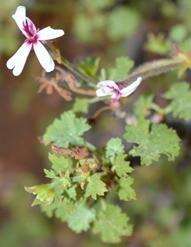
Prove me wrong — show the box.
[100,56,134,81]
[112,154,134,177]
[107,7,140,40]
[124,119,180,165]
[165,82,191,120]
[73,3,140,43]
[72,98,90,114]
[77,57,100,77]
[93,203,132,243]
[145,34,171,55]
[25,184,54,205]
[67,203,96,233]
[108,57,134,81]
[134,95,154,118]
[118,177,136,201]
[49,153,73,174]
[85,173,108,199]
[55,199,75,221]
[43,111,90,147]
[86,0,114,10]
[106,137,124,161]
[169,25,187,42]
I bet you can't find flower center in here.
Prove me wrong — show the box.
[23,20,38,44]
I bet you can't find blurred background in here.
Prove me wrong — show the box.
[0,0,191,246]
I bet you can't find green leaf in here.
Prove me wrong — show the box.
[72,98,90,114]
[112,154,134,177]
[85,174,107,200]
[108,57,134,81]
[93,203,132,243]
[169,25,187,42]
[25,184,54,205]
[43,111,90,148]
[44,169,57,179]
[165,82,191,120]
[67,203,95,233]
[66,186,77,200]
[55,199,76,222]
[49,153,73,174]
[107,7,140,41]
[73,14,106,43]
[118,177,136,201]
[124,119,180,166]
[145,33,171,55]
[134,95,154,118]
[88,0,114,10]
[106,138,124,162]
[77,57,100,77]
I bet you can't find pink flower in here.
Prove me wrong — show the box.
[96,77,142,100]
[7,6,64,76]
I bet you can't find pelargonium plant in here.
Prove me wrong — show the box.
[6,5,191,244]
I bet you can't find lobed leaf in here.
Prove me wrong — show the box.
[93,203,132,243]
[118,177,136,201]
[67,203,95,233]
[165,82,191,120]
[43,111,90,148]
[106,137,124,162]
[112,154,134,177]
[49,153,73,174]
[85,173,108,199]
[124,119,180,165]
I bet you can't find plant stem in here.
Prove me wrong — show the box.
[119,56,186,86]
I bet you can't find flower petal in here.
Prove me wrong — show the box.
[97,80,119,90]
[7,42,32,76]
[33,42,55,72]
[96,80,117,97]
[120,77,142,97]
[37,27,65,41]
[12,6,36,37]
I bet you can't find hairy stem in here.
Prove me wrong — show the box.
[119,56,186,86]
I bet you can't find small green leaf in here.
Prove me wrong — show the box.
[106,138,124,162]
[145,33,171,55]
[25,184,54,205]
[43,111,90,148]
[67,203,95,233]
[107,7,140,41]
[108,56,134,81]
[165,82,191,120]
[44,169,57,179]
[66,186,77,200]
[93,203,132,243]
[73,98,90,114]
[124,119,180,165]
[49,153,73,174]
[169,25,187,42]
[77,57,100,77]
[134,95,154,118]
[85,174,108,200]
[55,199,76,222]
[112,154,134,177]
[118,177,136,201]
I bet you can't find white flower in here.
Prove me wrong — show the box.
[96,77,142,100]
[7,6,64,76]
